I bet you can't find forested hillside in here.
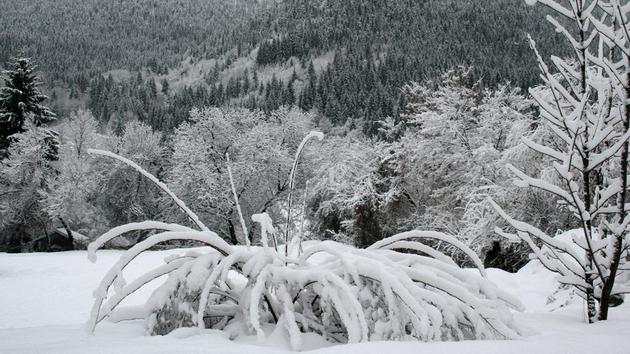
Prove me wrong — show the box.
[0,0,261,89]
[255,0,566,88]
[0,0,569,133]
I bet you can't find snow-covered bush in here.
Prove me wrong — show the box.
[85,133,523,350]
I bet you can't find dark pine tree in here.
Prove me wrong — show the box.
[0,58,56,156]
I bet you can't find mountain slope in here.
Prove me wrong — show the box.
[0,0,569,133]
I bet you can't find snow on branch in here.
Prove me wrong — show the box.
[526,0,574,19]
[284,131,324,256]
[87,149,209,232]
[86,230,232,333]
[369,230,487,277]
[87,221,196,262]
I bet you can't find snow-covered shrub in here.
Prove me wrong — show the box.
[85,133,523,350]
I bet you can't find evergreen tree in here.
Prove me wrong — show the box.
[161,79,170,95]
[0,58,55,156]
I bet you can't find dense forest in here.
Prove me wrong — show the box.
[1,0,569,134]
[0,0,260,82]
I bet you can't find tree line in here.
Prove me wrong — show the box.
[0,59,568,276]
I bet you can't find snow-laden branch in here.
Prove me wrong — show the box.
[88,149,209,232]
[226,153,249,248]
[284,131,324,255]
[87,221,196,262]
[526,0,574,19]
[369,230,487,277]
[86,230,232,333]
[489,198,586,274]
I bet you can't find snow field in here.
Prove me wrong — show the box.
[0,248,629,353]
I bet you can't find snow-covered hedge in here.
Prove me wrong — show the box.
[84,136,523,350]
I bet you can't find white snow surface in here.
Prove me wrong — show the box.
[1,247,629,354]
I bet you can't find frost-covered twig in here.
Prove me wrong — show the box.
[226,152,249,248]
[284,131,324,256]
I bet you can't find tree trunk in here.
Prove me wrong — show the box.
[582,159,598,323]
[598,57,630,321]
[227,219,238,245]
[354,201,382,248]
[585,270,597,323]
[577,3,598,323]
[58,216,74,244]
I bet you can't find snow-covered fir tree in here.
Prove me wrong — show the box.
[0,58,55,157]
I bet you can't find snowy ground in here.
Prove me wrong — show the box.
[0,248,628,354]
